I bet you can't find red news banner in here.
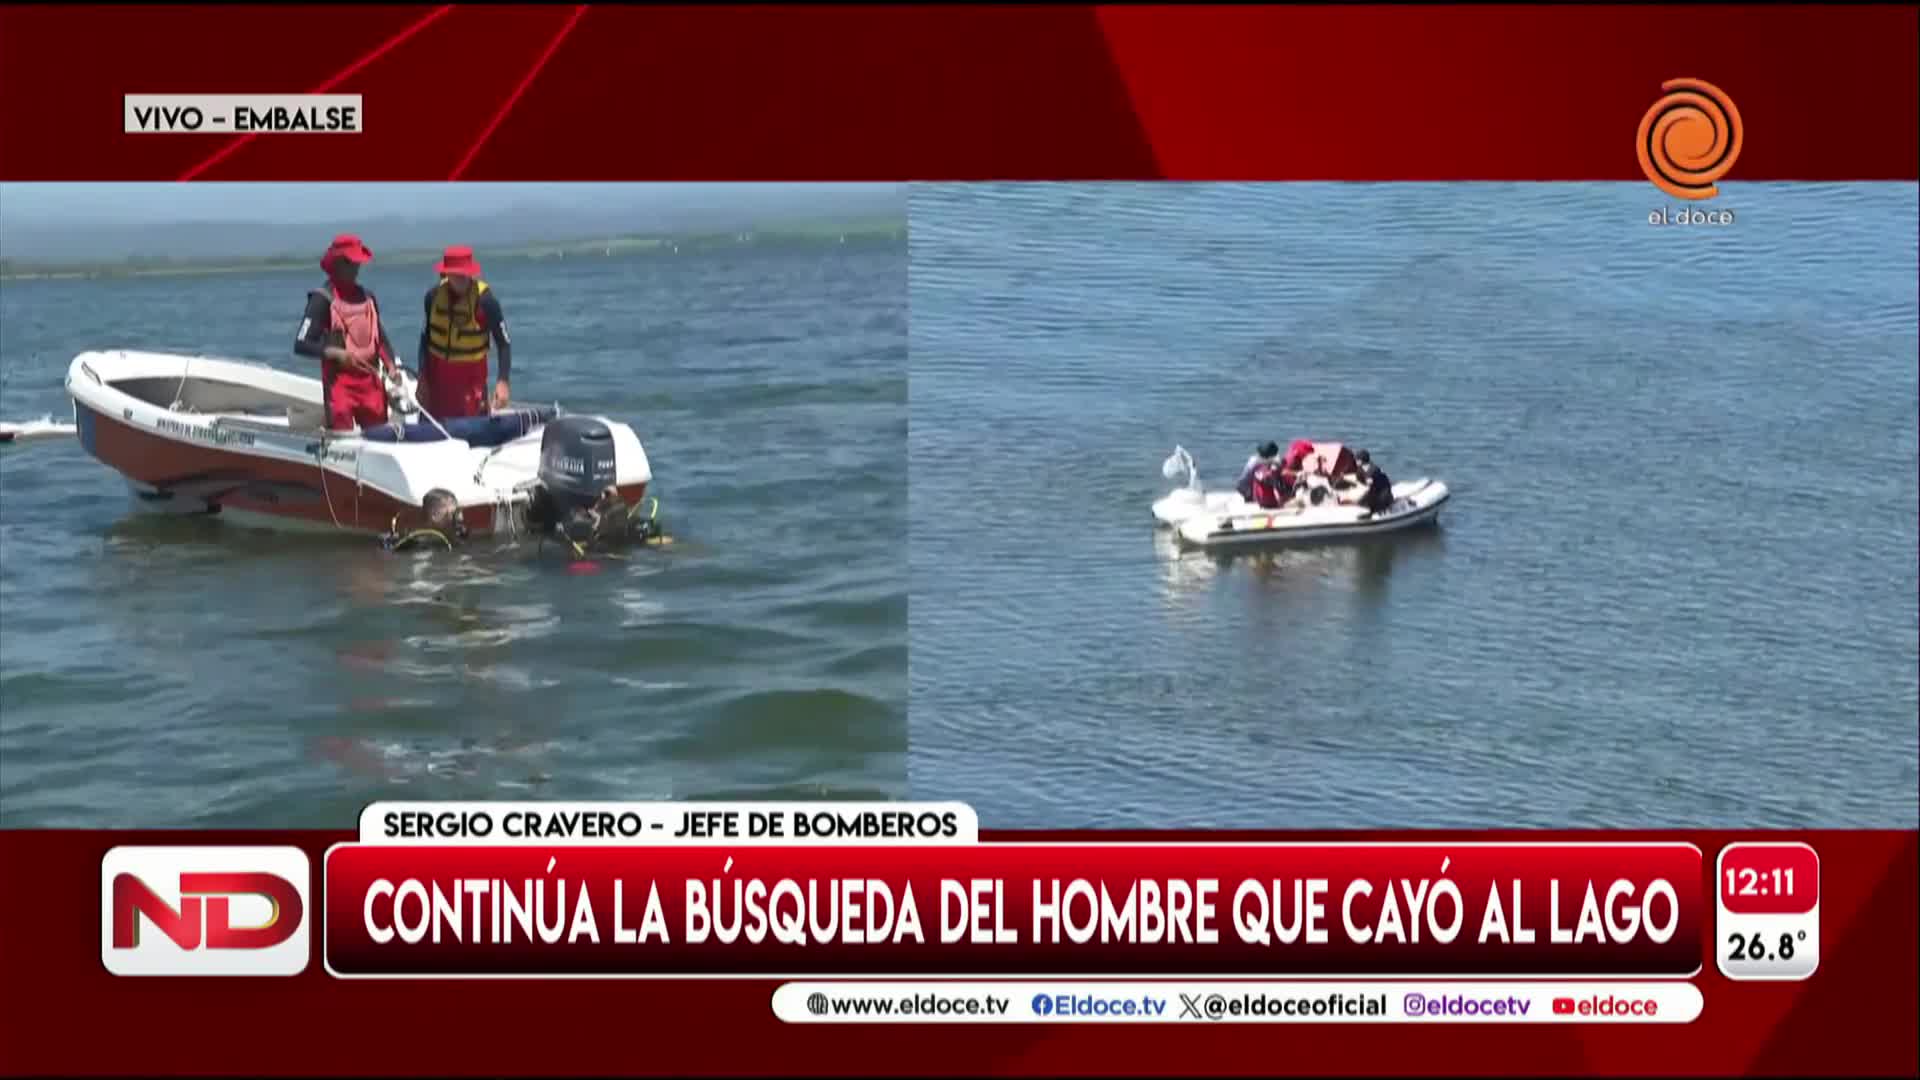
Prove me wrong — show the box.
[325,805,1701,978]
[5,806,1913,1076]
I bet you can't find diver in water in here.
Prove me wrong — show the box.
[525,483,667,559]
[380,488,469,551]
[378,481,672,560]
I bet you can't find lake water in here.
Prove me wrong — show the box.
[0,240,908,826]
[906,182,1919,829]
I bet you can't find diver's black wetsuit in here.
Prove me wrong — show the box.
[383,528,458,552]
[382,513,469,551]
[380,491,468,552]
[526,487,659,553]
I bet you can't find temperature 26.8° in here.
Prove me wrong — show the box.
[1715,842,1820,982]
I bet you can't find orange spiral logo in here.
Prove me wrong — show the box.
[1637,78,1743,201]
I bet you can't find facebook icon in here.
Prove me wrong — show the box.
[1031,993,1055,1016]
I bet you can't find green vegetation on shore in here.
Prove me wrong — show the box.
[0,215,905,282]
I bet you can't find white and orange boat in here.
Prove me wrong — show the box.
[64,349,651,538]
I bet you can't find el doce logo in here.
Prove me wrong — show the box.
[1637,78,1743,201]
[101,846,311,976]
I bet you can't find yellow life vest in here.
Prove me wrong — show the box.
[426,278,492,364]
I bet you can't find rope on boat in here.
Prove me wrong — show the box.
[319,441,344,530]
[168,355,193,412]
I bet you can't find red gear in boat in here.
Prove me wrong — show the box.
[1249,461,1288,508]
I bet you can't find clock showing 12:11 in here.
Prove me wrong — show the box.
[1715,841,1820,981]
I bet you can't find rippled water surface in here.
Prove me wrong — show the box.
[908,183,1919,829]
[1,241,907,825]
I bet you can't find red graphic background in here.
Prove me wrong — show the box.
[0,2,1914,1076]
[0,4,1913,181]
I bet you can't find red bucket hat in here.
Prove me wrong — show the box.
[436,245,481,278]
[321,234,373,270]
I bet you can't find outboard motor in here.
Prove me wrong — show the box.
[528,416,628,546]
[538,416,618,508]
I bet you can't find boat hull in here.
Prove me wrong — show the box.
[1162,479,1451,550]
[66,350,649,537]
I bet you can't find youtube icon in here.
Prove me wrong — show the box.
[1554,994,1659,1018]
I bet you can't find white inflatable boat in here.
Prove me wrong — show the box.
[1152,443,1450,550]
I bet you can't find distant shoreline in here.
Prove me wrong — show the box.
[0,216,905,282]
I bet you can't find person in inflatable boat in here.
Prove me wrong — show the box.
[1278,438,1317,487]
[1245,458,1294,509]
[295,235,402,432]
[1236,442,1280,502]
[1354,449,1394,514]
[1280,439,1315,470]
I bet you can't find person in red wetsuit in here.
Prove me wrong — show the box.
[1236,442,1279,502]
[294,235,399,431]
[417,245,513,419]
